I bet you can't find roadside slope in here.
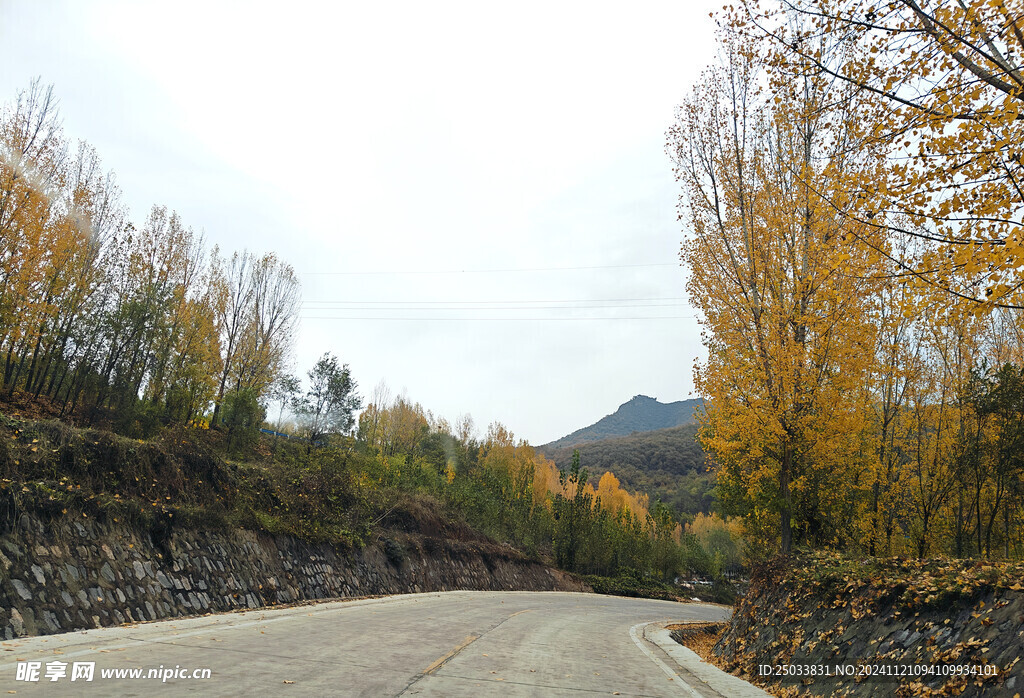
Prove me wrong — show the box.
[712,553,1024,696]
[0,416,586,639]
[0,509,586,639]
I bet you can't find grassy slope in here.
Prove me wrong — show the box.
[0,412,448,551]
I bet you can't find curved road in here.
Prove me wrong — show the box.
[0,591,762,696]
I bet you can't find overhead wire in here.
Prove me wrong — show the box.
[300,315,697,321]
[300,267,693,320]
[302,296,689,305]
[302,303,689,311]
[301,262,678,275]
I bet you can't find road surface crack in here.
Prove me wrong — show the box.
[397,608,533,695]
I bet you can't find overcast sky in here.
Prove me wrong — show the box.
[1,0,719,445]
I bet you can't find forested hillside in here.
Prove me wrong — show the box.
[542,395,703,449]
[539,424,713,517]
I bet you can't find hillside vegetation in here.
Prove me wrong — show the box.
[541,395,703,449]
[0,399,740,602]
[0,412,374,548]
[539,424,713,517]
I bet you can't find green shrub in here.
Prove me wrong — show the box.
[220,389,265,454]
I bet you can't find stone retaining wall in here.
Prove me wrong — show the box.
[0,513,585,638]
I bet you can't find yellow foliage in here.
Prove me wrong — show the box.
[743,0,1024,307]
[359,396,429,456]
[595,471,649,520]
[672,33,885,552]
[688,512,743,547]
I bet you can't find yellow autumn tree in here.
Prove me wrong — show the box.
[743,0,1024,307]
[480,423,534,496]
[0,81,300,426]
[0,81,67,387]
[669,32,885,552]
[594,470,650,521]
[688,512,745,573]
[854,234,928,555]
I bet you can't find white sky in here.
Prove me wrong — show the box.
[0,0,717,445]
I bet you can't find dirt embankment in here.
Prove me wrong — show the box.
[709,554,1024,697]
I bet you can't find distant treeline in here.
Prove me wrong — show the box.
[0,81,298,433]
[355,395,740,582]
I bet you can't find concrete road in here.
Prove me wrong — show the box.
[0,591,751,696]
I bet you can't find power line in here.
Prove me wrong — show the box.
[300,303,691,311]
[302,296,689,304]
[301,263,678,276]
[300,316,697,321]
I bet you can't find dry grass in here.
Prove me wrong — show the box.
[668,623,791,697]
[667,621,728,663]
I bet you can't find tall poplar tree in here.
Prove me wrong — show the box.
[670,33,884,552]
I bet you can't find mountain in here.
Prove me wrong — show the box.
[537,423,714,516]
[541,395,704,450]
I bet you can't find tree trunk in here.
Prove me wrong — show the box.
[917,510,930,558]
[870,481,880,556]
[780,441,793,553]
